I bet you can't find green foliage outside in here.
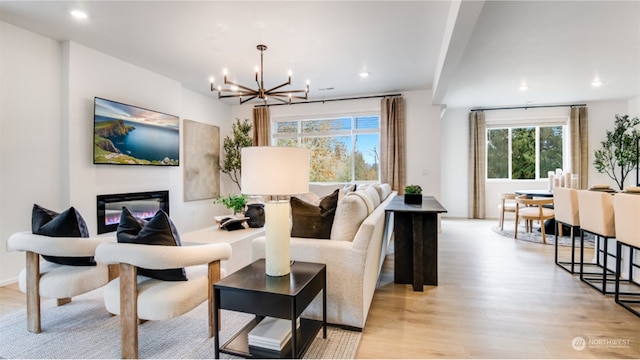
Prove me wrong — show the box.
[277,120,379,183]
[539,126,564,176]
[593,114,640,190]
[221,118,252,191]
[487,126,563,180]
[487,129,508,178]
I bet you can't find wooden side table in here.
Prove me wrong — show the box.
[213,259,326,359]
[385,195,447,291]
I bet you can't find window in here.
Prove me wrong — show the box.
[272,114,380,182]
[487,124,566,180]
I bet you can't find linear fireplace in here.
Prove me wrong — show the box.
[96,190,169,234]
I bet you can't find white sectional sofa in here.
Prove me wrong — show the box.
[252,183,396,330]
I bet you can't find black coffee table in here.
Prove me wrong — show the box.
[213,259,326,359]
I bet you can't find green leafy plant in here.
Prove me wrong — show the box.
[404,184,422,194]
[593,114,640,190]
[213,193,248,214]
[221,118,252,191]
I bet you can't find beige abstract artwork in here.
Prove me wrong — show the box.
[183,119,220,201]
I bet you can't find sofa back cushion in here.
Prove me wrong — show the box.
[330,193,369,241]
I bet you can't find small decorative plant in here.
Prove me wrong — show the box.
[213,193,248,214]
[593,114,640,190]
[404,184,423,204]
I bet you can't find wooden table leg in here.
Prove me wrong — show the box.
[412,213,424,291]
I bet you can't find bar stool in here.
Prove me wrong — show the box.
[553,187,581,274]
[613,193,640,317]
[577,190,617,294]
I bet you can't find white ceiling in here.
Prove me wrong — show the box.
[1,1,638,109]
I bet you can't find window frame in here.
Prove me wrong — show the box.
[271,112,381,183]
[485,116,569,181]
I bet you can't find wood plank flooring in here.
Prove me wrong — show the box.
[356,219,640,358]
[1,219,638,358]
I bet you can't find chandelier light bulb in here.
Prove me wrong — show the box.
[209,76,214,83]
[230,85,239,92]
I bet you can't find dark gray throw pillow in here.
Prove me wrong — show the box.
[290,189,339,239]
[31,204,95,266]
[117,207,187,281]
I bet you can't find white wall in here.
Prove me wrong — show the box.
[0,22,63,283]
[0,23,231,284]
[441,99,638,219]
[231,90,442,199]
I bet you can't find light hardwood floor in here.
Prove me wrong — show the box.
[1,219,638,358]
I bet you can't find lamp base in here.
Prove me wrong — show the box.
[264,201,290,276]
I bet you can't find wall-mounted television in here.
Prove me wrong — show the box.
[93,97,179,166]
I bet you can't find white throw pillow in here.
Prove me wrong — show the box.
[330,194,368,241]
[379,183,392,201]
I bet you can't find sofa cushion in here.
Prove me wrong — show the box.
[352,187,380,214]
[31,204,96,266]
[379,183,392,201]
[290,189,339,239]
[330,193,368,241]
[117,208,187,281]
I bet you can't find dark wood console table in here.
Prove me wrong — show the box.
[213,259,326,359]
[385,195,447,291]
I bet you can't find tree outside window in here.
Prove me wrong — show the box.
[487,125,564,180]
[274,115,380,183]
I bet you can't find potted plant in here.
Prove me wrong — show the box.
[220,118,252,191]
[404,184,423,204]
[593,114,640,190]
[213,193,248,215]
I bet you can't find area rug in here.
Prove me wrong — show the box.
[492,223,595,248]
[0,288,360,359]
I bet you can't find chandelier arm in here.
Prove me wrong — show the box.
[268,96,291,104]
[218,93,255,99]
[240,95,259,104]
[222,80,260,94]
[268,89,309,96]
[264,81,293,94]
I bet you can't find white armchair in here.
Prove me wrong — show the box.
[95,242,232,359]
[8,231,116,333]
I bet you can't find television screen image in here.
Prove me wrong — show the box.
[93,97,180,166]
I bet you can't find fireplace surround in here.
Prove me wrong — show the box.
[96,190,169,234]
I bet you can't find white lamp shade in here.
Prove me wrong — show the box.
[241,146,310,196]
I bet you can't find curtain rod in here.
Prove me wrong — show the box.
[470,103,586,112]
[254,93,402,108]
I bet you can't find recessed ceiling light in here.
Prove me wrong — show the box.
[591,79,603,87]
[359,72,370,78]
[519,84,529,91]
[70,10,88,19]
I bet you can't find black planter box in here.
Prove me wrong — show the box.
[404,193,423,204]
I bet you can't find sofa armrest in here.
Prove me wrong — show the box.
[95,242,232,269]
[8,231,115,257]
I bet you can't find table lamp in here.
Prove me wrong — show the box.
[241,146,309,276]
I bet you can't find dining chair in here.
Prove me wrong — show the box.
[553,187,581,274]
[577,190,617,294]
[514,195,555,243]
[612,193,640,317]
[498,193,518,231]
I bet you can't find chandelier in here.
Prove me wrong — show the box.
[210,44,309,105]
